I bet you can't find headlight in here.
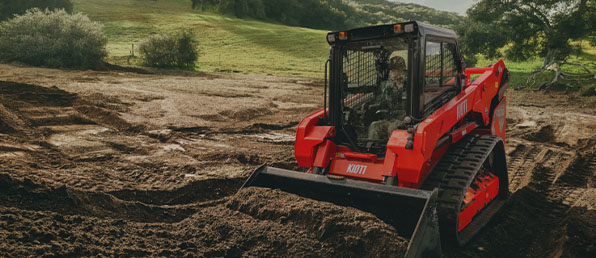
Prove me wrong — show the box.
[327,33,336,44]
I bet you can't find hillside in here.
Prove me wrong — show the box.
[190,0,463,30]
[73,0,465,77]
[390,0,473,15]
[72,0,594,91]
[348,0,462,28]
[74,0,329,78]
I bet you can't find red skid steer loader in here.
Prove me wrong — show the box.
[243,21,509,257]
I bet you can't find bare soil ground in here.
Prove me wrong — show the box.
[0,63,594,257]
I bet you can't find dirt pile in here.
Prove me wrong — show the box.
[0,173,197,223]
[0,183,407,257]
[0,103,24,133]
[226,187,409,257]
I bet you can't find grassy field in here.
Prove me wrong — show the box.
[73,0,595,91]
[475,41,596,92]
[73,0,330,78]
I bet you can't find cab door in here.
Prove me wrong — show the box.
[420,38,460,117]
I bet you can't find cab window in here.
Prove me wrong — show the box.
[423,40,458,116]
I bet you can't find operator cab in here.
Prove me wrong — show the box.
[324,21,464,156]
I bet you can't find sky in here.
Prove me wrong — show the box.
[391,0,475,15]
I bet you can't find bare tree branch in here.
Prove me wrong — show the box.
[561,61,596,76]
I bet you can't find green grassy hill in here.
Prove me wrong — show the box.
[73,0,595,92]
[74,0,329,78]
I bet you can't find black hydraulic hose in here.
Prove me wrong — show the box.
[341,125,360,152]
[324,59,330,121]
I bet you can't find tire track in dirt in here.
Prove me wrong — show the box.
[446,146,592,257]
[0,173,198,223]
[507,143,542,192]
[446,101,596,257]
[558,153,596,187]
[108,177,245,205]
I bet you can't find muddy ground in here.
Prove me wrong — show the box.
[0,63,594,257]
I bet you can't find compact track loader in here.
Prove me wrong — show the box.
[243,21,509,257]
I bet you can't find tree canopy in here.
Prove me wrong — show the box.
[458,0,595,89]
[0,0,73,21]
[459,0,593,67]
[190,0,463,30]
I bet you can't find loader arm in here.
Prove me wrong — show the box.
[297,60,508,188]
[387,60,508,187]
[241,21,510,256]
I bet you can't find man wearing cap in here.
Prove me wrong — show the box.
[368,55,407,141]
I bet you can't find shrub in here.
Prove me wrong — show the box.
[0,8,107,68]
[579,86,596,97]
[138,30,199,69]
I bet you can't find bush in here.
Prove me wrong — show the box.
[0,8,107,68]
[580,86,596,97]
[139,30,199,69]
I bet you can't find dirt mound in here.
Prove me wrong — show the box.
[219,106,274,121]
[0,173,196,223]
[0,81,77,108]
[555,207,596,257]
[0,186,407,257]
[175,187,409,258]
[227,187,409,257]
[109,177,245,205]
[1,204,333,258]
[523,124,556,142]
[74,105,135,131]
[0,103,24,132]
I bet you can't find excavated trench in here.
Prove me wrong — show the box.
[0,70,594,257]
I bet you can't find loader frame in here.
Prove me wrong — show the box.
[241,21,510,257]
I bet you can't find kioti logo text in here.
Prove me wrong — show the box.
[346,164,367,175]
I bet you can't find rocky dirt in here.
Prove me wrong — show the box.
[0,63,594,257]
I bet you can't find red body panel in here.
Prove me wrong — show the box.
[329,158,386,181]
[294,109,335,167]
[313,140,336,168]
[451,122,477,144]
[458,173,500,231]
[491,97,507,142]
[293,60,507,189]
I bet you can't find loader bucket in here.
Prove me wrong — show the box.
[242,166,441,258]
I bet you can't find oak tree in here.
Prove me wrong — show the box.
[459,0,595,88]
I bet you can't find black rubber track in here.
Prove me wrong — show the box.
[423,134,509,246]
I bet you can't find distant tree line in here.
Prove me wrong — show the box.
[191,0,463,30]
[0,0,73,21]
[349,0,462,28]
[192,0,356,29]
